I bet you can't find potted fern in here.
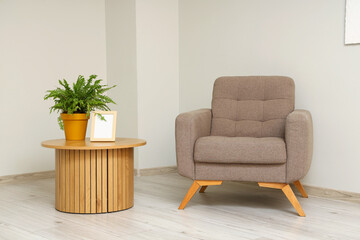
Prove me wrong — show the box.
[44,75,116,141]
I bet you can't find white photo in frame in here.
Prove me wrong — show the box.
[90,111,117,141]
[345,0,360,44]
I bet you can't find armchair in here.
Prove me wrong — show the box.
[175,76,313,216]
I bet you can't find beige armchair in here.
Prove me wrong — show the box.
[175,76,313,216]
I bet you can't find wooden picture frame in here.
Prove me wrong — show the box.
[90,111,117,141]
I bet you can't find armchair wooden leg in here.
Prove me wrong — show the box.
[282,184,306,217]
[199,186,208,193]
[294,180,308,198]
[258,182,306,217]
[178,181,200,210]
[178,180,222,210]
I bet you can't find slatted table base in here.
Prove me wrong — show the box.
[55,148,134,213]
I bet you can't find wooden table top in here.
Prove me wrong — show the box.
[41,138,146,150]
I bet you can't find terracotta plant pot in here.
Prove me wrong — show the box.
[61,113,90,141]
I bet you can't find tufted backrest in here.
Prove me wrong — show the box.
[211,76,295,138]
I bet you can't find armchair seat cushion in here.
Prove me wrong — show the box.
[194,136,287,164]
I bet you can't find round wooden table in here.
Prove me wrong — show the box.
[41,138,146,214]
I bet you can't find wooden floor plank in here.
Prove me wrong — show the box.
[0,173,359,239]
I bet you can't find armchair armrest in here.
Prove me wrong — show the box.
[285,110,313,183]
[175,109,212,179]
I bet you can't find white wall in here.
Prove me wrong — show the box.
[0,0,107,176]
[179,0,360,193]
[136,0,179,169]
[2,0,359,194]
[105,0,139,169]
[105,0,179,171]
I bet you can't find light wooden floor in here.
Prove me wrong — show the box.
[0,173,359,240]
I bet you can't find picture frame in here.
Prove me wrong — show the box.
[90,111,117,141]
[345,0,360,45]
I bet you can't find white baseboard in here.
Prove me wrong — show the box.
[1,168,359,204]
[0,170,55,184]
[300,183,360,204]
[135,166,177,176]
[0,166,178,184]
